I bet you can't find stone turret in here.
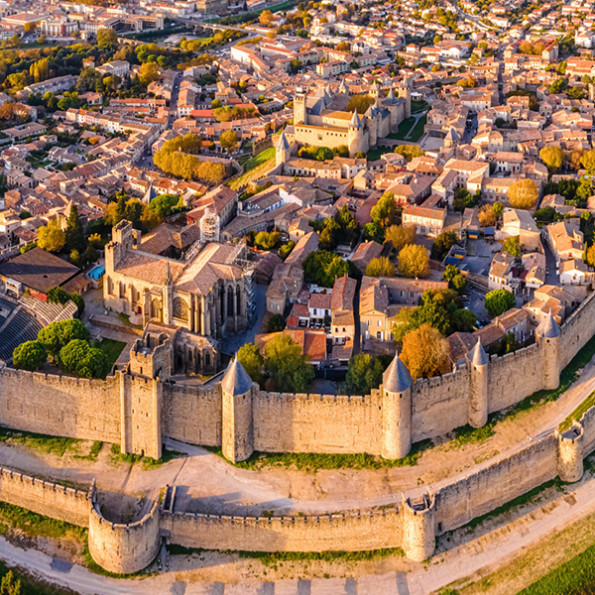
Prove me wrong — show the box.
[370,80,380,98]
[338,79,349,95]
[365,104,378,147]
[401,491,435,562]
[276,130,291,167]
[293,93,306,125]
[557,423,584,483]
[347,110,366,156]
[536,311,560,390]
[397,75,412,118]
[468,340,489,428]
[221,358,255,463]
[381,353,412,460]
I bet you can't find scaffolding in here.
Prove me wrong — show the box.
[226,239,257,325]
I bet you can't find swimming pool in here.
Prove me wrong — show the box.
[88,264,106,280]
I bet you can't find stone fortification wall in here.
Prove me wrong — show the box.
[581,406,595,455]
[0,369,120,444]
[0,467,90,527]
[161,507,402,553]
[486,344,543,412]
[162,383,222,447]
[252,390,382,454]
[433,434,558,532]
[410,369,469,442]
[88,498,161,575]
[559,291,595,369]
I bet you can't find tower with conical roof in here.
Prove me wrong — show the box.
[536,311,561,390]
[221,358,255,462]
[276,130,291,168]
[468,340,489,428]
[347,110,366,156]
[381,353,412,459]
[397,75,412,118]
[365,104,378,147]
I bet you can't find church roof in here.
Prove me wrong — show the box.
[221,358,254,396]
[383,353,412,393]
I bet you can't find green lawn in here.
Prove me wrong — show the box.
[408,115,427,142]
[366,146,394,161]
[96,338,126,371]
[559,389,595,432]
[388,117,416,141]
[387,114,427,142]
[520,542,595,594]
[229,146,276,190]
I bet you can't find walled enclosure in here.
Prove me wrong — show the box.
[0,293,591,462]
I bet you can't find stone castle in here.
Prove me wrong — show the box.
[0,292,594,573]
[289,80,411,157]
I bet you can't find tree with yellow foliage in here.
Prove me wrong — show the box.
[400,323,450,379]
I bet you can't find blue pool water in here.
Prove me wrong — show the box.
[88,265,106,280]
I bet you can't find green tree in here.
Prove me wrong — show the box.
[370,192,398,228]
[485,289,515,317]
[149,194,178,218]
[267,313,286,332]
[502,236,521,257]
[302,250,350,287]
[442,264,466,292]
[37,319,90,356]
[237,343,264,385]
[263,334,315,392]
[65,203,85,253]
[12,341,47,371]
[58,339,109,379]
[366,256,395,277]
[278,240,295,260]
[47,287,70,304]
[37,219,66,253]
[254,231,280,250]
[398,244,429,278]
[345,353,391,395]
[431,231,457,260]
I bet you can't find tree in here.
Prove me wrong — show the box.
[366,256,395,277]
[580,149,595,173]
[97,28,118,51]
[485,289,515,317]
[37,219,66,253]
[398,244,429,278]
[539,146,565,171]
[502,236,521,257]
[0,570,21,595]
[508,178,538,210]
[149,194,178,218]
[278,241,295,260]
[370,192,398,228]
[384,225,415,252]
[492,202,504,218]
[254,230,280,250]
[58,339,109,379]
[47,287,70,304]
[442,264,466,292]
[478,204,497,227]
[346,94,376,114]
[302,250,350,287]
[345,353,391,395]
[263,334,315,392]
[400,324,450,379]
[65,204,85,253]
[267,313,286,332]
[12,341,46,371]
[394,145,424,162]
[38,319,90,356]
[259,9,274,26]
[220,130,239,154]
[237,343,264,385]
[586,243,595,267]
[431,231,457,260]
[23,22,36,33]
[138,62,160,85]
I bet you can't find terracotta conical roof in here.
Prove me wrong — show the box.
[221,358,254,396]
[383,353,412,393]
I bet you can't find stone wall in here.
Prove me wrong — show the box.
[161,507,402,553]
[0,369,120,444]
[0,467,91,527]
[253,391,382,454]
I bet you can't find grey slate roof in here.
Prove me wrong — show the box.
[383,353,412,393]
[470,340,488,366]
[538,311,560,338]
[221,358,254,396]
